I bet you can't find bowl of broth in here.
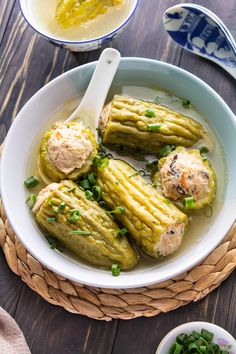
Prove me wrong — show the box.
[19,0,139,51]
[1,58,236,288]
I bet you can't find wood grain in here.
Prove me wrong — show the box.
[0,0,235,353]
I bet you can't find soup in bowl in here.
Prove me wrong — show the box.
[1,58,236,288]
[19,0,140,51]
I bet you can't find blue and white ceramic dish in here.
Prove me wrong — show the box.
[19,0,139,52]
[156,322,236,354]
[163,4,236,78]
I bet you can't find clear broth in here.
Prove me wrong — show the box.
[28,0,133,41]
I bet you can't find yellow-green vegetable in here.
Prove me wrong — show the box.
[39,122,97,183]
[56,0,123,28]
[35,180,138,269]
[100,95,204,152]
[154,147,216,210]
[97,159,188,258]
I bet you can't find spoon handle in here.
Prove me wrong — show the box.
[66,48,121,133]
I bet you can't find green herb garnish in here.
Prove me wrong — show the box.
[68,187,76,193]
[70,209,80,222]
[99,157,109,169]
[145,109,155,118]
[87,172,97,185]
[159,144,175,157]
[26,194,36,209]
[92,186,102,202]
[45,235,64,252]
[24,176,39,189]
[111,264,120,276]
[183,197,196,209]
[79,179,91,190]
[147,123,161,131]
[107,206,126,215]
[85,190,93,200]
[69,230,91,236]
[117,228,128,238]
[47,217,56,223]
[99,201,107,209]
[168,328,227,354]
[199,145,209,156]
[182,98,191,108]
[154,96,161,104]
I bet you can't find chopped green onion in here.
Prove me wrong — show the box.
[47,217,56,223]
[70,209,80,222]
[111,264,120,276]
[145,109,155,118]
[26,194,36,209]
[183,197,196,209]
[69,230,91,236]
[47,199,54,206]
[99,201,107,209]
[92,186,102,202]
[182,98,191,108]
[99,157,109,169]
[24,176,39,189]
[107,206,126,215]
[146,159,158,171]
[79,179,91,190]
[199,145,209,156]
[45,235,64,252]
[85,190,93,200]
[147,123,161,131]
[87,172,97,185]
[154,96,161,104]
[54,202,66,214]
[201,329,214,342]
[68,187,76,193]
[117,228,128,238]
[115,180,119,185]
[92,155,103,167]
[159,144,175,157]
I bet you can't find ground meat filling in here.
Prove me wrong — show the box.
[158,223,185,256]
[159,152,210,201]
[47,124,93,175]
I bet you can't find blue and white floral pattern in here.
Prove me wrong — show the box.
[164,5,236,69]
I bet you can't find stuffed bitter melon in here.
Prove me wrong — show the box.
[100,95,204,152]
[56,0,123,28]
[97,159,188,258]
[153,147,216,210]
[33,180,138,269]
[39,122,98,183]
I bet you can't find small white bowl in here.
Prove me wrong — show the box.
[19,0,140,52]
[156,322,236,354]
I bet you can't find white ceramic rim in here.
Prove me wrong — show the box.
[18,0,140,44]
[1,58,236,288]
[156,321,236,353]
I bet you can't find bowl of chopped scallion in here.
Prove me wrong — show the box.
[156,322,236,354]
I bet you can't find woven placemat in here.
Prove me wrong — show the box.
[0,200,235,321]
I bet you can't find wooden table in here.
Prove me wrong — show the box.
[0,0,235,353]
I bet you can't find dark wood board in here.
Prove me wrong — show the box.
[0,0,235,353]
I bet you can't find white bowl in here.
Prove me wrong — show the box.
[1,58,236,288]
[19,0,140,52]
[156,322,236,353]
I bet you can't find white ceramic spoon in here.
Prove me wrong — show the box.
[65,48,121,133]
[38,48,120,184]
[163,4,236,79]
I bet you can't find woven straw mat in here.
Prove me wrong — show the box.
[0,199,235,321]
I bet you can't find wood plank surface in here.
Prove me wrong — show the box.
[0,0,235,353]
